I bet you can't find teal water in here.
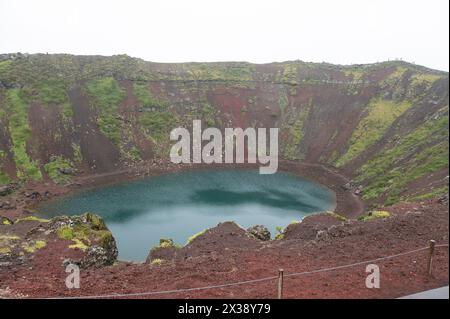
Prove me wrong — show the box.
[38,169,336,261]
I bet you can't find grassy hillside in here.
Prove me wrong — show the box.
[0,53,448,206]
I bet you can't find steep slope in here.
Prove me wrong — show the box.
[0,53,448,206]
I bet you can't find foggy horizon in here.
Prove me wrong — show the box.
[1,0,448,71]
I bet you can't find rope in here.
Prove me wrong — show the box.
[42,243,448,299]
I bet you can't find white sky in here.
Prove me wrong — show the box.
[0,0,449,71]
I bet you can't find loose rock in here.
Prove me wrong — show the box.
[246,225,271,241]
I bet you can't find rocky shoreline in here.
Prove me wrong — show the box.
[1,160,365,219]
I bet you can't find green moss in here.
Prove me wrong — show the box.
[97,230,114,246]
[151,238,181,253]
[343,68,365,81]
[384,142,449,204]
[275,226,284,240]
[68,238,88,250]
[358,211,390,221]
[5,89,42,181]
[72,143,83,163]
[16,216,50,223]
[85,77,125,146]
[283,107,309,160]
[357,114,449,204]
[139,111,177,141]
[327,212,347,222]
[336,99,412,166]
[133,83,152,106]
[0,247,11,254]
[56,214,113,250]
[0,171,10,185]
[186,229,207,245]
[151,258,163,265]
[202,103,216,126]
[0,60,13,74]
[278,89,289,117]
[408,186,449,201]
[0,233,19,255]
[133,82,169,110]
[57,225,75,240]
[36,80,68,106]
[57,224,91,249]
[410,73,442,87]
[84,212,106,229]
[22,240,47,253]
[0,235,20,240]
[183,62,255,82]
[44,156,73,184]
[386,66,407,81]
[281,63,300,85]
[159,238,174,248]
[121,145,141,162]
[0,151,10,184]
[61,102,74,123]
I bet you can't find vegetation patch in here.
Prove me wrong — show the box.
[151,238,181,250]
[16,216,50,223]
[72,143,83,163]
[0,151,10,184]
[68,238,88,250]
[283,107,309,160]
[55,214,114,251]
[343,68,365,81]
[5,89,42,181]
[410,73,442,87]
[186,229,207,245]
[85,77,125,146]
[1,217,12,225]
[182,62,255,82]
[35,80,68,106]
[275,226,284,240]
[336,98,412,167]
[358,211,390,221]
[0,247,11,254]
[57,225,75,240]
[0,235,20,240]
[0,60,13,74]
[278,88,289,117]
[22,240,46,253]
[0,234,20,255]
[202,103,216,126]
[0,171,10,185]
[151,258,163,265]
[384,66,407,82]
[44,156,74,184]
[281,63,300,85]
[327,212,347,222]
[357,114,449,204]
[408,186,449,201]
[138,111,178,141]
[133,82,168,110]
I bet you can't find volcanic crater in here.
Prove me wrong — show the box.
[0,54,448,298]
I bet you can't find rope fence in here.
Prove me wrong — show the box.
[44,241,448,299]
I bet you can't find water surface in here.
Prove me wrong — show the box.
[39,169,335,260]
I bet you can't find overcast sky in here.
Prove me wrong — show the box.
[0,0,448,71]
